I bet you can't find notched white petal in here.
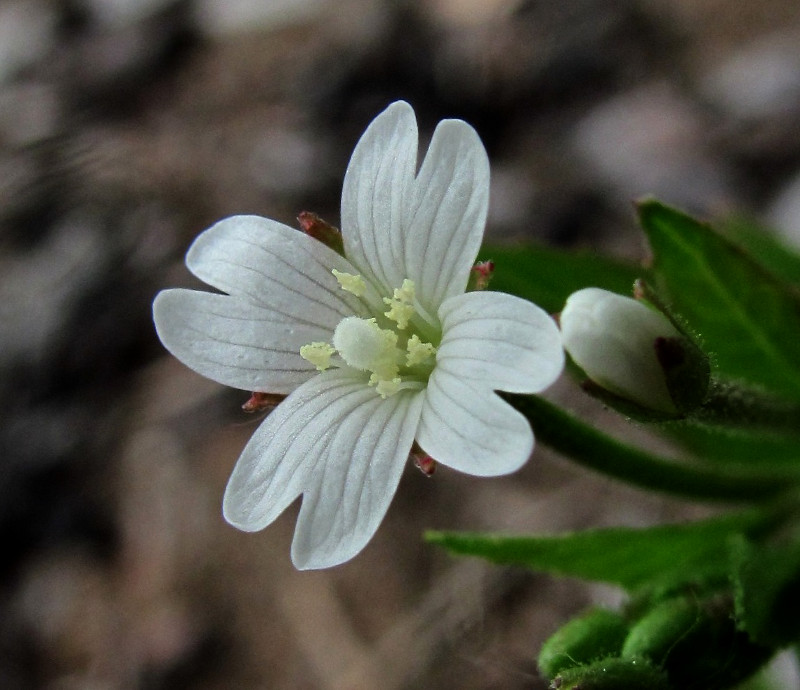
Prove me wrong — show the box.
[436,291,564,393]
[405,119,490,313]
[291,387,423,569]
[341,101,418,294]
[153,288,326,394]
[222,369,423,570]
[417,370,534,477]
[186,215,378,327]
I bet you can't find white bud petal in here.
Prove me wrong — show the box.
[560,288,681,414]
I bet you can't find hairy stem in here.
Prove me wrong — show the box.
[506,393,800,502]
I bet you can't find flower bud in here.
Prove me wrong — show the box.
[538,608,629,679]
[622,594,772,689]
[550,656,669,690]
[560,288,707,416]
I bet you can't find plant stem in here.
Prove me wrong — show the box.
[694,380,800,433]
[506,393,800,502]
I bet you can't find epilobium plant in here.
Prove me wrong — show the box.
[154,99,800,689]
[153,101,564,569]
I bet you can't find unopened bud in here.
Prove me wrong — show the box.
[538,608,629,679]
[560,288,708,416]
[550,656,668,690]
[297,211,344,255]
[622,594,772,689]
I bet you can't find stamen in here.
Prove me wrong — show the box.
[300,342,336,370]
[384,278,416,329]
[332,269,366,297]
[406,334,437,366]
[374,377,402,398]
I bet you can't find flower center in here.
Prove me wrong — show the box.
[333,317,400,378]
[299,272,439,397]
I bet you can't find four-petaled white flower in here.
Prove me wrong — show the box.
[152,101,564,569]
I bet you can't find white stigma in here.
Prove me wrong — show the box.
[332,317,400,380]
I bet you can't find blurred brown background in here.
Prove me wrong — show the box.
[2,0,800,688]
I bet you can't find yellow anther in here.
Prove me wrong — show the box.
[406,335,437,367]
[383,278,416,329]
[332,269,366,297]
[374,377,402,398]
[300,342,336,371]
[395,279,415,302]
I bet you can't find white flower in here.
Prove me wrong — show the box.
[152,101,564,569]
[560,287,681,414]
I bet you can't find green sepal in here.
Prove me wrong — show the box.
[578,378,683,423]
[538,608,629,679]
[633,279,711,413]
[655,336,711,413]
[550,656,669,690]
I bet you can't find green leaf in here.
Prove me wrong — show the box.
[722,216,800,288]
[638,200,800,401]
[426,511,764,591]
[478,243,644,313]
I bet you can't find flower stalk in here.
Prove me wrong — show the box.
[505,393,800,502]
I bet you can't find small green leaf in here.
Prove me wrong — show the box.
[426,512,764,591]
[478,243,643,313]
[638,200,800,401]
